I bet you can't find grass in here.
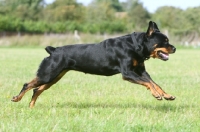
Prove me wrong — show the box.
[0,47,200,132]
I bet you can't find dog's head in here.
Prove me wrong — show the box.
[144,21,176,61]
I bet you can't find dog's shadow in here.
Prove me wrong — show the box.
[55,101,192,112]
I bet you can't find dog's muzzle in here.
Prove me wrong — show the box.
[172,46,176,53]
[168,45,176,54]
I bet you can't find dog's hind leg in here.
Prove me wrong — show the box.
[11,77,41,102]
[29,70,68,108]
[12,57,64,103]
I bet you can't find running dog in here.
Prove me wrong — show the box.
[12,21,176,108]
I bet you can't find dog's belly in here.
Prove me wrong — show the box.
[70,65,120,76]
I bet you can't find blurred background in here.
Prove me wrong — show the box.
[0,0,200,47]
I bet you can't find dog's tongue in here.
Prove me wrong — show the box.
[160,52,169,60]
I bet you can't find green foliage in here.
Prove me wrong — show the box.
[0,0,200,36]
[43,0,84,22]
[93,0,124,11]
[184,7,200,33]
[151,6,200,44]
[0,0,44,21]
[127,0,150,29]
[86,2,115,23]
[99,21,126,33]
[0,15,23,32]
[23,21,50,33]
[0,0,128,34]
[152,6,185,33]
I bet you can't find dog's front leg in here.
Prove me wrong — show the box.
[122,68,175,100]
[122,70,162,100]
[141,72,175,100]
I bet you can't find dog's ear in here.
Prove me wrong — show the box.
[146,21,160,36]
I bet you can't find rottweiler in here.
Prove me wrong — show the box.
[12,21,176,108]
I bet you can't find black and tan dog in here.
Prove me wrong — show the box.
[12,21,176,108]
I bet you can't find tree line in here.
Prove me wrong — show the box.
[0,0,200,43]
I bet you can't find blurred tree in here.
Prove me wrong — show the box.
[43,0,84,22]
[0,0,200,38]
[184,7,200,33]
[0,0,45,21]
[152,6,184,30]
[152,6,200,43]
[152,6,196,39]
[182,7,200,43]
[84,0,118,33]
[81,0,126,33]
[126,0,150,30]
[93,0,124,12]
[86,1,115,23]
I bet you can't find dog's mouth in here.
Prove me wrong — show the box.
[158,51,169,61]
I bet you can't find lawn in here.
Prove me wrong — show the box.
[0,48,200,132]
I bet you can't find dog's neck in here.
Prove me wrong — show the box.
[130,32,150,61]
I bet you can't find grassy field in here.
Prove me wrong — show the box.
[0,47,200,132]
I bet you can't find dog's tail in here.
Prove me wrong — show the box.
[45,46,56,55]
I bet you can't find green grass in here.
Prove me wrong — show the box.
[0,48,200,132]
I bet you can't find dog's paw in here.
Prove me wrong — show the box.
[152,94,163,100]
[11,96,20,102]
[164,95,176,100]
[155,96,163,100]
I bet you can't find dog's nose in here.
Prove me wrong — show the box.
[172,47,176,53]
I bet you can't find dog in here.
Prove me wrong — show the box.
[12,21,176,108]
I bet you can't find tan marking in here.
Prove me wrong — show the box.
[150,48,169,59]
[148,27,154,36]
[123,77,175,100]
[138,81,162,99]
[153,44,158,48]
[29,70,68,108]
[123,77,162,99]
[12,77,40,102]
[149,81,175,100]
[167,46,174,53]
[133,59,138,67]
